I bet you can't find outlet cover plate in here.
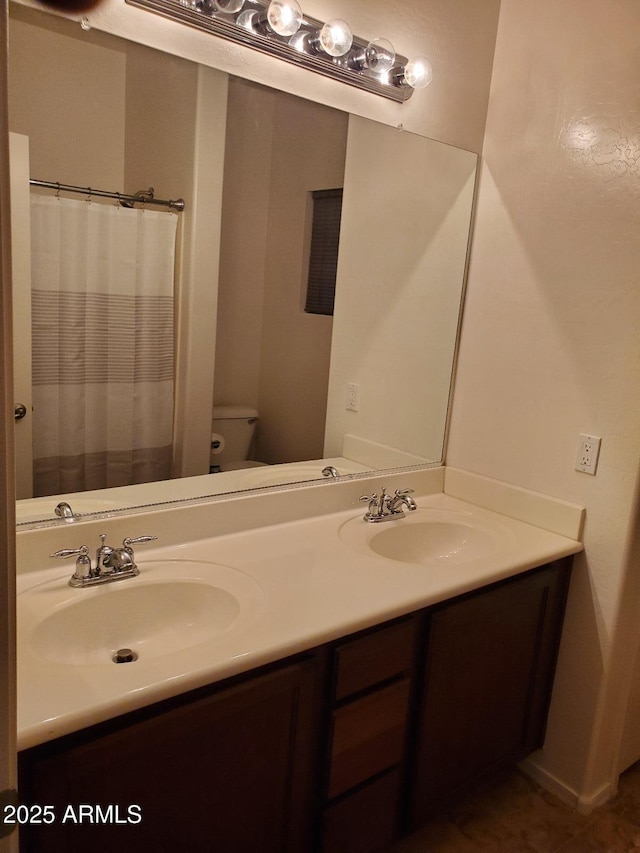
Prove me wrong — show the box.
[575,434,601,475]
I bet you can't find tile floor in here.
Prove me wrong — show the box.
[387,763,640,852]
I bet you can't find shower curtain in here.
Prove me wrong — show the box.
[30,194,178,496]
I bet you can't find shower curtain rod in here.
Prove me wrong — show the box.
[29,180,185,212]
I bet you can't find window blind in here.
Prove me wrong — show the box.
[305,188,343,316]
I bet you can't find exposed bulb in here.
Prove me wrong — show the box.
[364,38,396,73]
[267,0,302,36]
[210,0,244,12]
[318,19,353,57]
[404,56,433,89]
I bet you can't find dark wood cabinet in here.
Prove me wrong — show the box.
[320,617,419,853]
[321,770,403,853]
[408,559,571,828]
[18,558,572,853]
[19,658,319,853]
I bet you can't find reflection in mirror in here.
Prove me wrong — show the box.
[8,3,477,526]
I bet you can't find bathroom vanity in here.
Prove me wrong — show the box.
[18,557,571,852]
[15,471,582,853]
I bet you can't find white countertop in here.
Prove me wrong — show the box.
[17,490,583,751]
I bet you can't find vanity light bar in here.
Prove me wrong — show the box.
[123,0,432,103]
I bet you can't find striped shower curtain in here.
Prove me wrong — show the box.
[30,194,177,496]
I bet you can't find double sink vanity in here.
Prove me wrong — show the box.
[15,466,584,852]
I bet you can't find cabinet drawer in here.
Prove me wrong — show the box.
[328,678,410,799]
[333,617,417,702]
[321,770,401,853]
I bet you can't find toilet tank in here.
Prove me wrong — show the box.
[211,405,259,469]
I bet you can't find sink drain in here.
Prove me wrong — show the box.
[112,648,138,664]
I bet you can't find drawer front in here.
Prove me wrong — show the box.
[321,770,401,853]
[333,617,417,702]
[328,679,410,799]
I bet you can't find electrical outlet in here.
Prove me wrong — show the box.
[346,382,360,412]
[575,434,601,475]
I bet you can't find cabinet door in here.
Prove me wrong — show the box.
[19,658,318,853]
[409,561,570,826]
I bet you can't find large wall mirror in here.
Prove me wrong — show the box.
[8,1,477,526]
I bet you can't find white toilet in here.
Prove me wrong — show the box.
[210,405,265,472]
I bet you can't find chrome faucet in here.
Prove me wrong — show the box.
[51,533,157,588]
[359,486,417,523]
[54,501,76,522]
[388,489,418,514]
[322,466,340,479]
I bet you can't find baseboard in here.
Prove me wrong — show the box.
[518,757,617,815]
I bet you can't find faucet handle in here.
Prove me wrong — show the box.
[359,493,378,502]
[122,535,157,559]
[50,544,93,582]
[393,488,415,496]
[50,545,90,560]
[123,535,157,548]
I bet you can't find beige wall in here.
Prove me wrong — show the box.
[171,67,228,479]
[8,14,126,188]
[21,0,500,155]
[215,79,347,465]
[214,79,275,412]
[447,0,640,807]
[9,6,201,218]
[258,89,347,463]
[124,44,199,203]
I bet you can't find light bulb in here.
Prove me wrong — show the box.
[318,19,353,57]
[404,56,433,89]
[267,0,302,36]
[210,0,244,12]
[364,38,396,73]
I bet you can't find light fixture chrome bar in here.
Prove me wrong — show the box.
[124,0,414,103]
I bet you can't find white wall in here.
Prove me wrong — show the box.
[447,0,640,808]
[324,115,476,466]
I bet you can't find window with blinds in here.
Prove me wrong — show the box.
[304,188,343,316]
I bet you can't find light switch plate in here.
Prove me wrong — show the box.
[346,382,360,412]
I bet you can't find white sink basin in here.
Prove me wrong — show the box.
[19,560,263,666]
[367,521,496,563]
[339,508,508,566]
